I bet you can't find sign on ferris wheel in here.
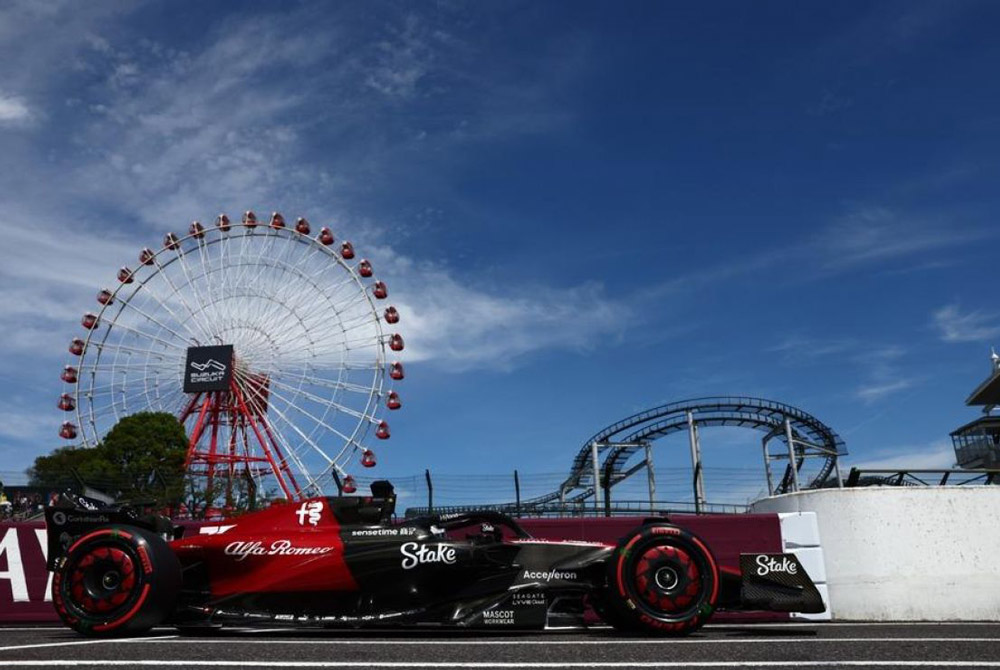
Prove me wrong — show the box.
[57,211,405,500]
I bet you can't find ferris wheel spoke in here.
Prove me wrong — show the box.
[279,372,378,397]
[236,380,322,494]
[90,328,188,356]
[130,255,213,344]
[252,378,369,449]
[263,376,376,423]
[104,298,200,349]
[170,241,220,341]
[235,370,340,470]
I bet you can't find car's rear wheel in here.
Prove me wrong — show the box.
[600,523,719,635]
[53,525,181,637]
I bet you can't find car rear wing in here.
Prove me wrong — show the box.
[43,493,178,571]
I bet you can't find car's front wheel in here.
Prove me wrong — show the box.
[600,523,719,635]
[53,525,181,637]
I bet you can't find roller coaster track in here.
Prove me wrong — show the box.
[517,396,846,512]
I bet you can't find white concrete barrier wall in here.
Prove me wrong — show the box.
[775,512,831,621]
[751,487,1000,621]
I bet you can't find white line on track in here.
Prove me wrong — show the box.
[0,635,178,653]
[3,661,1000,668]
[707,621,1000,627]
[134,637,1000,645]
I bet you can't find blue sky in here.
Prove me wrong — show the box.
[0,1,998,505]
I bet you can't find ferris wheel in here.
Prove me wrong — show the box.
[57,211,404,499]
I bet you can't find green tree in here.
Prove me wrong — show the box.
[29,412,187,506]
[100,412,187,503]
[28,444,115,491]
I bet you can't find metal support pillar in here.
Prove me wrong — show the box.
[514,470,521,518]
[591,441,602,513]
[761,437,774,497]
[425,469,433,513]
[603,476,611,518]
[833,455,844,488]
[645,443,656,511]
[784,419,801,492]
[686,411,706,513]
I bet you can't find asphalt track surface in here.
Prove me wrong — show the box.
[2,622,1000,669]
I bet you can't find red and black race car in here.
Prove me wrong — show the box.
[44,481,823,637]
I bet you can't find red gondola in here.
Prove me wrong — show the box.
[69,339,85,356]
[341,241,355,259]
[58,393,75,411]
[295,217,310,235]
[375,421,390,440]
[386,391,401,410]
[164,232,180,250]
[372,281,388,299]
[96,289,113,305]
[139,248,155,265]
[342,475,357,494]
[361,450,376,468]
[59,422,77,440]
[389,361,404,380]
[389,333,404,352]
[216,213,231,231]
[243,211,258,227]
[81,313,99,330]
[383,306,400,324]
[117,266,134,283]
[189,221,206,238]
[318,227,334,246]
[61,366,78,383]
[269,212,285,229]
[358,259,373,278]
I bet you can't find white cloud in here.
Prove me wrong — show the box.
[364,14,433,99]
[0,6,625,380]
[0,93,31,125]
[0,406,54,443]
[395,268,628,371]
[818,206,990,270]
[933,303,1000,343]
[851,439,956,470]
[854,378,913,403]
[769,335,857,364]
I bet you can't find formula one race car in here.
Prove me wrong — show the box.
[44,481,824,636]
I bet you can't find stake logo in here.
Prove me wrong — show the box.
[755,554,798,577]
[184,344,234,392]
[296,500,324,526]
[399,542,457,569]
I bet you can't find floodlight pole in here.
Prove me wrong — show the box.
[784,419,801,492]
[645,442,656,511]
[425,469,433,513]
[591,441,602,513]
[514,470,521,518]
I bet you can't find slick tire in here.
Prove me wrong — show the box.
[53,525,181,637]
[601,523,719,636]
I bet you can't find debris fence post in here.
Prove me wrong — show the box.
[514,470,521,518]
[425,469,433,514]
